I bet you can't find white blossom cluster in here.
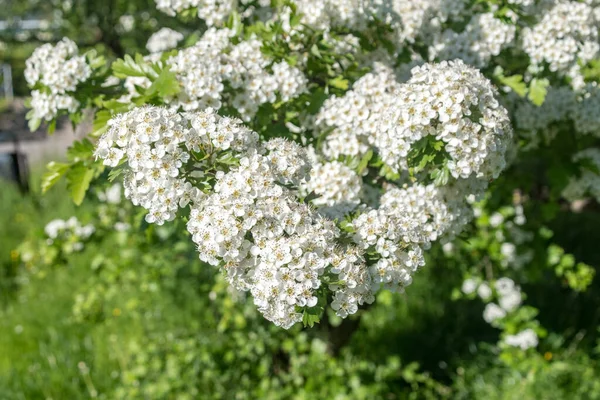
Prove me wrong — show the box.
[184,136,339,328]
[94,106,222,225]
[349,184,447,294]
[330,181,476,312]
[378,60,512,179]
[154,0,237,26]
[146,27,184,54]
[292,0,401,33]
[483,277,522,323]
[187,155,339,328]
[316,63,402,160]
[24,38,91,121]
[318,60,512,182]
[522,1,599,88]
[44,217,95,251]
[302,161,363,218]
[461,278,492,300]
[483,203,534,269]
[292,0,468,46]
[504,328,539,350]
[29,91,80,121]
[167,28,307,120]
[96,106,341,328]
[563,148,600,203]
[513,86,574,145]
[431,13,516,68]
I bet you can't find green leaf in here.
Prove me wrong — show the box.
[41,162,70,193]
[329,76,349,90]
[303,191,319,204]
[431,167,450,186]
[86,49,107,70]
[102,99,130,114]
[67,139,95,163]
[310,44,322,59]
[112,54,151,78]
[108,167,124,182]
[501,74,528,97]
[528,78,550,106]
[356,149,373,174]
[91,110,112,137]
[28,116,41,132]
[147,67,181,98]
[47,119,57,135]
[302,306,323,328]
[66,162,95,205]
[307,88,328,114]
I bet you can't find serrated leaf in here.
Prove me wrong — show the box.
[302,306,323,328]
[147,67,181,98]
[112,54,151,78]
[432,167,449,186]
[501,74,527,97]
[103,99,130,113]
[86,49,106,70]
[67,139,95,163]
[41,162,70,193]
[528,78,549,106]
[66,162,95,205]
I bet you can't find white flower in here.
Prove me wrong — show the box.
[25,38,91,120]
[146,28,184,53]
[483,303,506,323]
[504,329,538,350]
[477,283,492,300]
[461,278,477,295]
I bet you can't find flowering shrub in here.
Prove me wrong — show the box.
[25,0,600,336]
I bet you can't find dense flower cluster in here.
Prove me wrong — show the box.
[93,62,513,326]
[431,13,515,68]
[316,63,401,160]
[166,28,307,120]
[96,106,341,328]
[303,161,363,218]
[155,0,235,26]
[522,1,599,88]
[24,38,91,120]
[318,60,512,182]
[292,0,469,46]
[187,156,338,327]
[379,60,512,179]
[95,107,208,225]
[146,27,184,53]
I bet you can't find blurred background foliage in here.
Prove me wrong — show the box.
[1,0,600,399]
[0,171,599,398]
[0,0,197,96]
